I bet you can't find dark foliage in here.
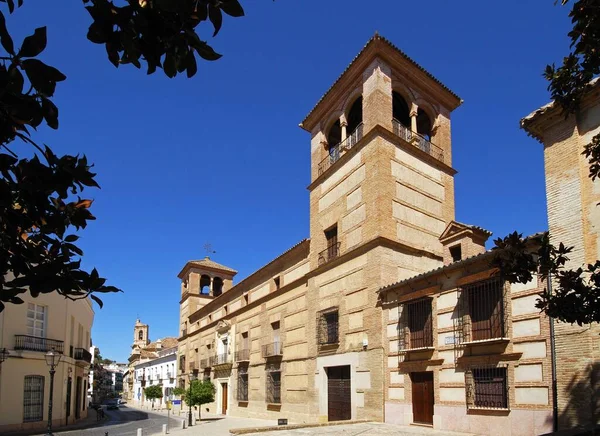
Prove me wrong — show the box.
[0,0,247,310]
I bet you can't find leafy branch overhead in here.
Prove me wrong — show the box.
[0,0,249,310]
[83,0,245,78]
[492,1,600,326]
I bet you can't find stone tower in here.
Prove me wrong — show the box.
[300,34,462,282]
[177,257,237,375]
[132,318,149,351]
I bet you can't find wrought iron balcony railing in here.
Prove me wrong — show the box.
[210,353,231,367]
[318,242,341,266]
[262,342,283,358]
[392,119,444,163]
[318,123,364,176]
[235,349,250,362]
[74,347,92,363]
[14,335,64,354]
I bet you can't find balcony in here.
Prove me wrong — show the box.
[318,123,364,176]
[235,349,250,362]
[14,335,64,354]
[262,342,283,358]
[392,119,444,163]
[318,243,341,266]
[74,347,92,364]
[210,353,232,368]
[200,358,211,369]
[166,372,172,379]
[188,361,198,372]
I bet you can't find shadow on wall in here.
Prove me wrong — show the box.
[548,361,600,435]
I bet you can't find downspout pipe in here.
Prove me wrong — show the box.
[548,272,558,432]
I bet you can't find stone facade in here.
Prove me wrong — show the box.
[176,34,598,433]
[522,80,600,431]
[379,236,554,435]
[177,34,462,424]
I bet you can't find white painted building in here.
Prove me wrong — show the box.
[133,345,177,407]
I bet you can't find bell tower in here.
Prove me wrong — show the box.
[133,318,149,349]
[300,33,462,281]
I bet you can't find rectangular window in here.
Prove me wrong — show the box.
[450,244,462,262]
[26,304,46,338]
[470,367,508,409]
[407,299,433,348]
[325,226,338,260]
[467,278,504,341]
[317,308,339,345]
[203,368,211,382]
[23,375,44,422]
[274,276,280,290]
[237,365,249,401]
[266,363,281,404]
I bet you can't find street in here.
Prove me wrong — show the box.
[35,406,183,436]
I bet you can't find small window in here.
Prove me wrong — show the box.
[266,363,281,404]
[274,276,280,290]
[317,308,339,346]
[470,367,508,409]
[407,299,433,349]
[467,278,504,341]
[27,304,46,338]
[23,375,45,422]
[238,365,249,401]
[450,245,462,262]
[320,226,339,265]
[243,294,249,305]
[203,368,211,382]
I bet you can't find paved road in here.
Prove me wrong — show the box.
[35,406,183,436]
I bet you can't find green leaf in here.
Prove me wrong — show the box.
[163,51,176,78]
[90,294,104,308]
[220,0,244,17]
[0,10,15,55]
[208,4,222,37]
[186,49,197,78]
[64,235,78,243]
[41,96,59,129]
[20,27,46,58]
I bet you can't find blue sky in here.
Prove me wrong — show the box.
[6,1,571,362]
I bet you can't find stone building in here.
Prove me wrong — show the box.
[522,78,600,431]
[126,319,177,401]
[0,291,94,433]
[378,225,554,435]
[177,34,462,423]
[176,33,599,433]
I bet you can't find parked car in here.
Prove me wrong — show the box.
[106,399,119,410]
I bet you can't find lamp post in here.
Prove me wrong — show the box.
[187,373,195,427]
[45,348,62,436]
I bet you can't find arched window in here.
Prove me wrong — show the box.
[392,92,410,128]
[138,330,143,340]
[347,96,363,135]
[416,108,432,140]
[213,277,223,297]
[327,120,342,162]
[200,275,211,295]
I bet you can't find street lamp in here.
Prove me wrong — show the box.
[44,348,62,436]
[0,348,9,364]
[187,373,196,427]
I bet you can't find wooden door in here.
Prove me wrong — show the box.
[411,372,434,425]
[327,366,351,421]
[221,383,228,415]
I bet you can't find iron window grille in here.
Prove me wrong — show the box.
[453,277,509,362]
[237,365,249,401]
[397,298,433,352]
[317,308,339,346]
[23,375,44,422]
[466,365,509,410]
[266,363,281,404]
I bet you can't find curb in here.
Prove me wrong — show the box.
[229,419,372,435]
